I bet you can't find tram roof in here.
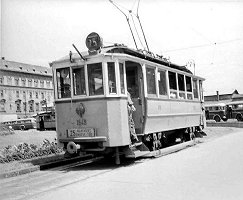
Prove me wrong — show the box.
[51,45,192,74]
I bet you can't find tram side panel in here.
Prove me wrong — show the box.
[144,99,203,134]
[55,99,130,148]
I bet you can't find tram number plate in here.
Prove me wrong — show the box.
[67,128,96,137]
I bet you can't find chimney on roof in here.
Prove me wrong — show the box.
[216,91,219,101]
[1,57,5,60]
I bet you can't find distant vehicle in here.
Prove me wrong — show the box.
[36,111,56,130]
[226,101,243,121]
[1,118,37,130]
[205,103,227,122]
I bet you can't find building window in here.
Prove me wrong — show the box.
[29,103,34,112]
[73,67,86,96]
[88,63,104,96]
[22,79,26,86]
[158,70,167,96]
[0,90,3,98]
[41,92,44,99]
[16,102,21,112]
[46,81,50,88]
[40,80,44,88]
[29,91,32,99]
[23,102,26,113]
[7,77,12,85]
[28,79,32,87]
[36,92,38,99]
[16,91,20,98]
[0,102,5,112]
[15,78,19,86]
[34,80,38,87]
[23,91,26,99]
[36,103,39,112]
[108,62,117,94]
[0,77,3,84]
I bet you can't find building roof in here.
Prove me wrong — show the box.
[0,58,52,76]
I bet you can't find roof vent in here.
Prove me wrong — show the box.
[19,67,23,70]
[5,65,8,68]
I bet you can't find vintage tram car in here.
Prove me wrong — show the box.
[50,33,205,163]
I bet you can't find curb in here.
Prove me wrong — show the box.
[207,122,243,128]
[0,165,40,179]
[0,154,93,179]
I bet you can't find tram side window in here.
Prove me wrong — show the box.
[193,79,199,99]
[88,63,104,96]
[158,70,167,96]
[56,68,71,98]
[108,62,117,94]
[73,67,86,96]
[178,74,185,99]
[146,67,156,96]
[169,71,177,99]
[119,63,125,94]
[186,76,193,100]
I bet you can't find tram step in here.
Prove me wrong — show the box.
[125,150,150,158]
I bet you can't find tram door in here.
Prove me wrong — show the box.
[125,61,145,134]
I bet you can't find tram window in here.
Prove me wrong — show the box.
[193,79,199,99]
[158,70,167,96]
[119,63,125,94]
[73,67,86,96]
[178,74,185,99]
[88,63,104,96]
[178,74,185,91]
[186,76,193,100]
[169,72,177,90]
[56,68,71,98]
[169,71,177,99]
[199,80,203,101]
[108,62,117,94]
[146,67,156,95]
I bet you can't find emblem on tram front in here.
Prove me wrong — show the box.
[76,103,85,118]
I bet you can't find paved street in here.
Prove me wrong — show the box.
[33,129,243,200]
[1,128,243,200]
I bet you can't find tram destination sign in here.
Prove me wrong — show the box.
[67,128,96,138]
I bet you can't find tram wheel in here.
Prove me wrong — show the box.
[20,125,25,131]
[236,114,243,122]
[214,116,221,122]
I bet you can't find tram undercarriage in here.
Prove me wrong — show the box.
[63,126,205,164]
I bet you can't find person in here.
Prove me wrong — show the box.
[127,91,139,144]
[40,117,44,131]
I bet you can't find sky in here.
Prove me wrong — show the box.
[1,0,243,95]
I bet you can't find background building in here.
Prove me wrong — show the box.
[0,57,54,122]
[204,90,239,105]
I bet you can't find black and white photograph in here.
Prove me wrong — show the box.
[1,0,243,199]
